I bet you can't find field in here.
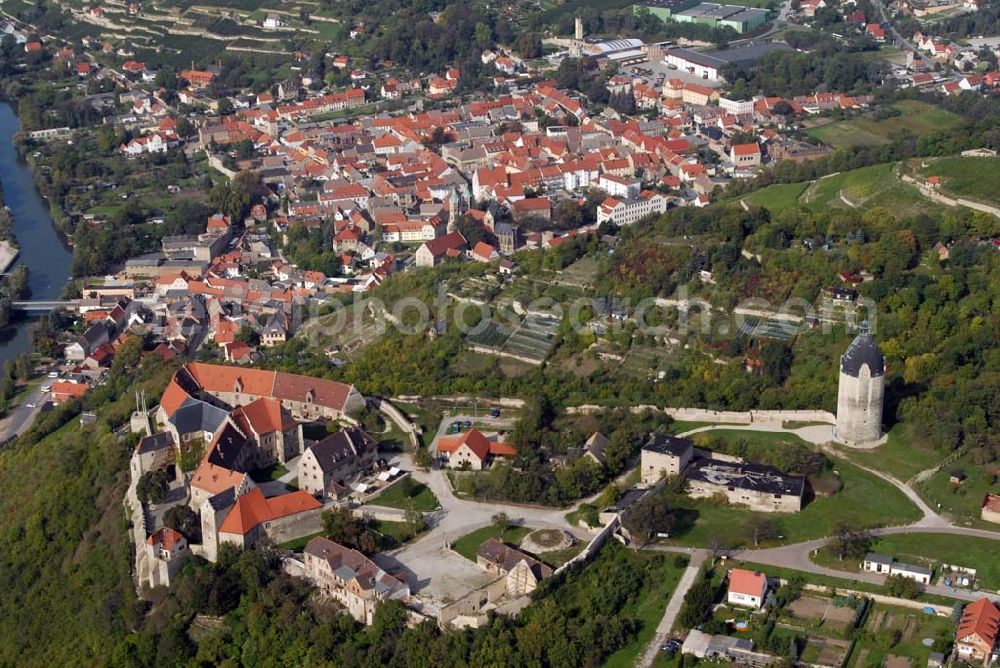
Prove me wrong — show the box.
[667,458,921,548]
[742,182,809,211]
[918,156,1000,207]
[800,162,949,218]
[740,162,949,218]
[916,451,1000,523]
[806,101,962,150]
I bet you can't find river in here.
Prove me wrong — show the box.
[0,102,73,369]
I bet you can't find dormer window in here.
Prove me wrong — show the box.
[306,388,315,403]
[234,378,243,394]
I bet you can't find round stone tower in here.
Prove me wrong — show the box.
[835,323,885,445]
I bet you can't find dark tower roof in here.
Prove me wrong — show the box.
[840,329,884,378]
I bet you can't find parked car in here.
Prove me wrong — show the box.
[47,371,59,378]
[40,385,51,393]
[490,407,501,418]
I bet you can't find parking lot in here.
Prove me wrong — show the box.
[621,59,725,89]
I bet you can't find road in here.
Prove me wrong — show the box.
[872,0,918,52]
[0,383,48,441]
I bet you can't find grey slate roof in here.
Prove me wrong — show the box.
[840,331,885,377]
[642,433,694,457]
[137,431,174,454]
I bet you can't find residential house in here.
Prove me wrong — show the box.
[727,568,768,609]
[863,553,894,574]
[415,231,467,267]
[298,427,378,497]
[956,598,1000,665]
[582,432,609,465]
[436,428,517,470]
[303,536,410,624]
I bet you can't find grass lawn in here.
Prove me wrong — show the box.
[806,101,961,150]
[667,458,921,549]
[370,479,440,512]
[602,554,687,668]
[565,502,600,528]
[834,423,944,482]
[741,181,810,212]
[919,155,1000,207]
[452,525,532,561]
[249,462,289,483]
[916,451,1000,522]
[276,530,324,552]
[811,533,1000,591]
[370,520,423,548]
[539,543,587,567]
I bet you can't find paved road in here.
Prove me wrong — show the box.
[637,551,708,668]
[0,384,48,441]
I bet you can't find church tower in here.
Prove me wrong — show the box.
[448,188,463,233]
[835,322,885,445]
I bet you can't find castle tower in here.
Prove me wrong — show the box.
[575,17,584,41]
[835,323,885,445]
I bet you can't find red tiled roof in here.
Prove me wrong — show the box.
[147,527,185,549]
[728,568,767,596]
[218,488,321,535]
[437,428,517,460]
[958,598,1000,647]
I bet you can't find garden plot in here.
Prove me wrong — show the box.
[801,636,852,667]
[465,312,560,365]
[788,596,856,633]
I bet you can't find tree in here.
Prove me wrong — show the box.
[414,447,432,471]
[404,501,426,534]
[137,469,170,505]
[884,574,921,599]
[515,32,542,59]
[677,566,717,629]
[322,506,366,549]
[829,522,871,561]
[491,511,510,539]
[621,488,675,545]
[746,516,779,547]
[164,505,201,542]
